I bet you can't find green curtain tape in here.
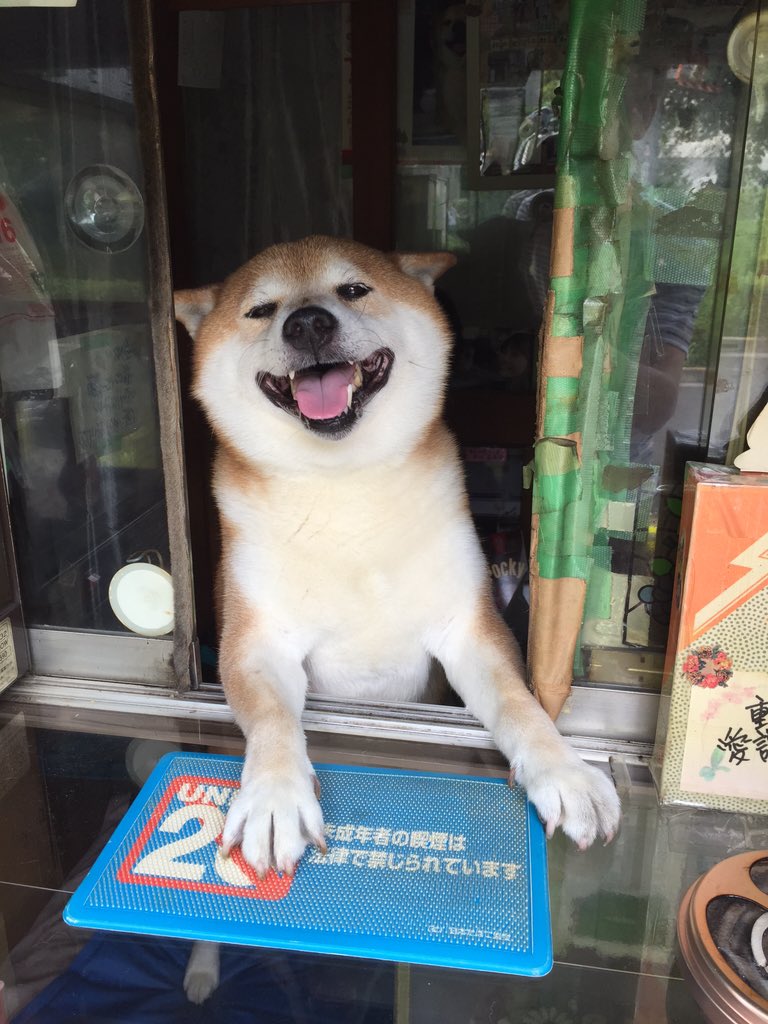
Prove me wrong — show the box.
[533,0,653,615]
[542,377,579,437]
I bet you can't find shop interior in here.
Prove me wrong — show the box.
[0,0,766,1019]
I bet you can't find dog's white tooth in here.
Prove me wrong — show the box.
[346,383,353,409]
[288,370,295,379]
[353,363,363,388]
[289,375,298,398]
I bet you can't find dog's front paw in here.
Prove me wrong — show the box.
[221,768,326,876]
[184,941,220,1004]
[517,753,620,850]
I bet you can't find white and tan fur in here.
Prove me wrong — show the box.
[175,235,620,879]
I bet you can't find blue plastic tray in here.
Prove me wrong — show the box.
[64,753,552,975]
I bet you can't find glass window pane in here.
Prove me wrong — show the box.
[397,1,768,709]
[179,6,351,285]
[0,1,171,639]
[573,2,765,690]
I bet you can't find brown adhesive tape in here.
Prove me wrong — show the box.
[550,207,575,279]
[527,571,587,720]
[542,335,584,380]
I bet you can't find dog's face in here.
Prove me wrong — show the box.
[436,4,467,64]
[175,236,456,471]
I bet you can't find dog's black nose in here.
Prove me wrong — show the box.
[282,306,338,355]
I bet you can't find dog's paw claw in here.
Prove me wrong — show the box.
[224,769,325,874]
[521,755,621,850]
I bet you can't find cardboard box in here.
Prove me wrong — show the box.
[652,464,768,813]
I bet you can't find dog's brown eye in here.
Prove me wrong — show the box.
[336,283,371,301]
[245,302,277,319]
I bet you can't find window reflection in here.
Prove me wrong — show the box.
[397,1,767,688]
[0,1,169,634]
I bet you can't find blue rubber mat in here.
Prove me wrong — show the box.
[64,753,551,976]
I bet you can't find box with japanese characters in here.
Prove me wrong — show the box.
[652,464,768,813]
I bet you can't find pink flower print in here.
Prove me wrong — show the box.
[683,645,734,688]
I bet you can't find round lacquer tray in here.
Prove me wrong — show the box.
[678,849,768,1024]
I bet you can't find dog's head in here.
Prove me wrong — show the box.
[175,236,456,471]
[436,4,467,63]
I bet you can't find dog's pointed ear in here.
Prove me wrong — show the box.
[174,285,221,339]
[392,252,457,291]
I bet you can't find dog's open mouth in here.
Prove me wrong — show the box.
[257,348,394,436]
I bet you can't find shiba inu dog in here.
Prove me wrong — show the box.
[175,235,620,878]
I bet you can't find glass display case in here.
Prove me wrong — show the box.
[1,701,763,1021]
[0,0,192,686]
[0,0,766,768]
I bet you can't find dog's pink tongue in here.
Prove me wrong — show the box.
[294,364,355,420]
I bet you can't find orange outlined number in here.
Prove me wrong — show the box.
[116,774,294,901]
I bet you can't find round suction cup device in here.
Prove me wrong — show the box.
[64,164,144,253]
[109,563,174,637]
[678,850,768,1024]
[728,13,768,85]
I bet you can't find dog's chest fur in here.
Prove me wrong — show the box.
[217,439,485,701]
